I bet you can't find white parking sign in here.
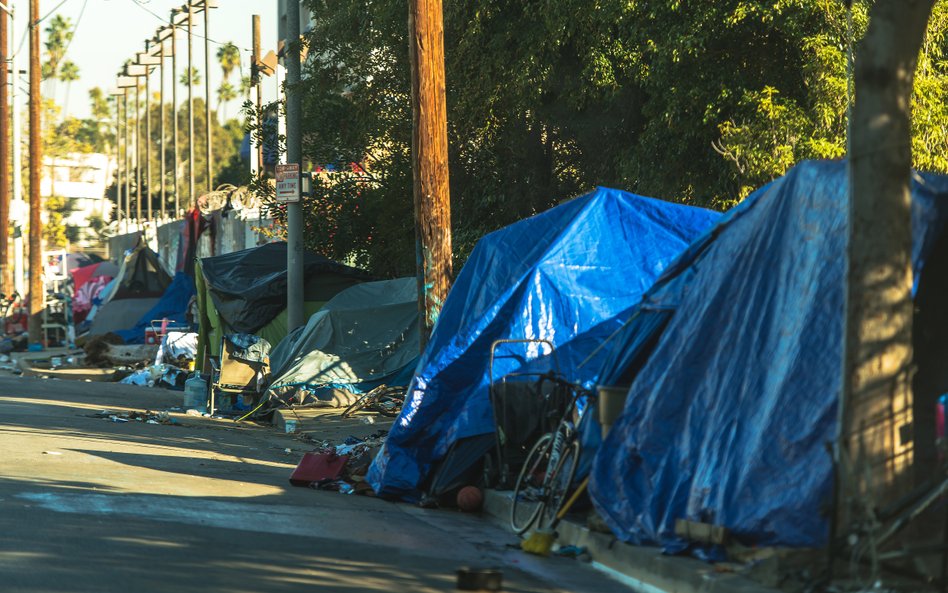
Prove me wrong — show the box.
[275,163,301,203]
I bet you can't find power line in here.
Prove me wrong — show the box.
[128,0,252,54]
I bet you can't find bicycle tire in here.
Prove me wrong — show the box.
[510,432,553,535]
[341,391,378,418]
[537,435,581,530]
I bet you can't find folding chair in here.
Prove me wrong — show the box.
[208,335,270,415]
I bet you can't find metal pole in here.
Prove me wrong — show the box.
[135,77,141,222]
[171,14,179,216]
[252,14,263,176]
[145,44,152,222]
[27,0,41,344]
[277,63,285,166]
[11,2,23,296]
[159,38,166,220]
[286,0,303,332]
[123,90,129,234]
[204,2,212,193]
[0,6,10,294]
[187,3,194,209]
[115,93,122,229]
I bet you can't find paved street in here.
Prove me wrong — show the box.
[0,375,629,593]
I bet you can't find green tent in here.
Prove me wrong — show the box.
[195,242,370,367]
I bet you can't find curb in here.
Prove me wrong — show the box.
[483,489,782,593]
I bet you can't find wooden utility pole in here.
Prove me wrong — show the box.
[838,0,936,551]
[0,8,10,295]
[252,15,263,175]
[27,0,41,344]
[409,0,452,349]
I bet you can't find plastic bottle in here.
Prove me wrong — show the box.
[184,373,208,412]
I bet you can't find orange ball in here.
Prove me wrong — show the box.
[457,486,484,512]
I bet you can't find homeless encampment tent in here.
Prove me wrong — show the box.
[588,160,948,552]
[86,242,172,336]
[113,272,196,344]
[71,261,119,324]
[264,277,419,407]
[195,241,371,366]
[367,187,722,498]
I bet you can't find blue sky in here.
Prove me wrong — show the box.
[10,0,280,120]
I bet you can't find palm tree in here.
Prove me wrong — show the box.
[180,67,201,87]
[239,75,252,101]
[217,82,237,119]
[216,42,241,83]
[59,60,80,114]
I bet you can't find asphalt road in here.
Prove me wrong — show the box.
[0,375,630,593]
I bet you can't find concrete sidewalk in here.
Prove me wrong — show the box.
[483,489,784,593]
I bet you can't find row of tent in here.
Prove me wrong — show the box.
[365,160,948,553]
[82,239,422,406]
[81,159,948,554]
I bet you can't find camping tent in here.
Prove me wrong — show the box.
[265,277,419,404]
[86,243,172,336]
[195,241,371,364]
[113,272,196,344]
[367,187,721,498]
[588,160,948,551]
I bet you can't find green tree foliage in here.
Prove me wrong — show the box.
[270,0,948,277]
[180,67,201,87]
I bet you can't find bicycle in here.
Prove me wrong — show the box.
[340,384,406,419]
[510,372,594,535]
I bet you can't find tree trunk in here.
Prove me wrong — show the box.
[409,0,452,349]
[840,0,935,534]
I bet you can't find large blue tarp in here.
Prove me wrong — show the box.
[114,272,196,344]
[590,161,948,551]
[368,187,722,497]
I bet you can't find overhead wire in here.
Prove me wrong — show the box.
[128,0,252,54]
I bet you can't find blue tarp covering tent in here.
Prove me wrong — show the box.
[114,272,196,344]
[589,160,948,552]
[368,187,722,497]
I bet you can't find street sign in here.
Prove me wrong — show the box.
[275,163,301,203]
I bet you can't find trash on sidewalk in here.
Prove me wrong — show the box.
[289,452,349,486]
[88,409,179,425]
[290,430,389,495]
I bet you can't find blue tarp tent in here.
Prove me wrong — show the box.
[368,187,722,497]
[590,160,948,552]
[114,272,196,344]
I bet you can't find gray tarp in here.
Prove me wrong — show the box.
[266,278,419,400]
[88,298,161,336]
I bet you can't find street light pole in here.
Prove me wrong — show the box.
[159,35,166,220]
[11,2,24,296]
[0,5,10,294]
[123,89,130,233]
[144,44,153,222]
[203,0,212,193]
[171,11,179,216]
[135,77,142,222]
[252,14,263,176]
[112,90,122,231]
[187,2,194,209]
[27,0,41,344]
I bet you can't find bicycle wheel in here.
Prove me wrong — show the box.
[510,432,553,535]
[537,435,581,530]
[341,391,378,418]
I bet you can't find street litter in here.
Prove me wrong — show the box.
[89,409,178,425]
[289,431,388,496]
[42,451,62,456]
